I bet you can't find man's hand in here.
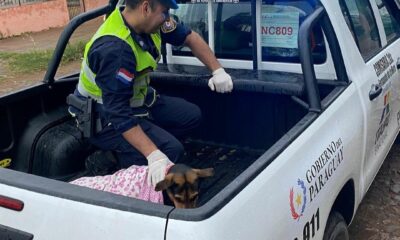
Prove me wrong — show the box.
[147,150,173,187]
[208,68,233,93]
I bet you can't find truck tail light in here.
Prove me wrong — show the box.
[0,195,24,211]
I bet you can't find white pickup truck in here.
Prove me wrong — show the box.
[0,0,400,239]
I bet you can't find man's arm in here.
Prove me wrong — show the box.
[122,125,172,187]
[184,31,221,72]
[122,125,157,157]
[161,19,233,92]
[184,31,233,93]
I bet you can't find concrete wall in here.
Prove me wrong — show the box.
[84,0,107,11]
[0,0,108,39]
[0,0,69,38]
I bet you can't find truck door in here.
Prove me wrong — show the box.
[339,0,400,192]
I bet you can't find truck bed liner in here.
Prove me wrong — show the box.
[181,139,264,205]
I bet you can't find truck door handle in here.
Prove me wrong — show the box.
[397,58,400,70]
[369,84,382,101]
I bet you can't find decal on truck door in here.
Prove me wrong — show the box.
[289,138,343,220]
[373,53,396,87]
[289,179,307,220]
[375,91,391,153]
[289,139,341,239]
[306,138,344,202]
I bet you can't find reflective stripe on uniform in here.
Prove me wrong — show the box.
[82,61,96,84]
[77,81,103,104]
[130,74,149,107]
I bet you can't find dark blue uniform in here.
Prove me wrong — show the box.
[77,11,201,168]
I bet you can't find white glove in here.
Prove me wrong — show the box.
[208,68,233,93]
[146,150,173,187]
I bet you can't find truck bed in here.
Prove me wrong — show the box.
[0,65,341,208]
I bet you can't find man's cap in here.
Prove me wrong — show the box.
[159,0,179,9]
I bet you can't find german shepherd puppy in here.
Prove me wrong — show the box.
[156,164,214,209]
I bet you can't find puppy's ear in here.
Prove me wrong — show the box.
[155,174,173,191]
[194,168,214,178]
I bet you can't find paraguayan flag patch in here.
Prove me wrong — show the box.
[116,68,134,84]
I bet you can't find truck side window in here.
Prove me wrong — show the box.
[261,0,326,64]
[172,2,252,60]
[374,0,400,43]
[171,3,209,57]
[339,0,381,60]
[213,1,252,60]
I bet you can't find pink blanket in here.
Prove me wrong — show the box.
[70,165,165,204]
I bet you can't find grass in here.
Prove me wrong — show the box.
[0,41,85,74]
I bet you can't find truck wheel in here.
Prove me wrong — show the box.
[323,212,349,240]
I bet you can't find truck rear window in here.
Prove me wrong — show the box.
[261,0,326,64]
[172,0,327,64]
[171,1,253,60]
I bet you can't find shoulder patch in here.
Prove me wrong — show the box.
[161,18,177,33]
[116,68,134,85]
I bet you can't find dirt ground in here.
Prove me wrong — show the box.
[1,18,400,240]
[349,144,400,240]
[0,18,102,95]
[0,60,81,96]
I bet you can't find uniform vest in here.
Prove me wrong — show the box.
[77,8,161,107]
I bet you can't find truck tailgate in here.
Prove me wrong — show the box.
[0,168,171,240]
